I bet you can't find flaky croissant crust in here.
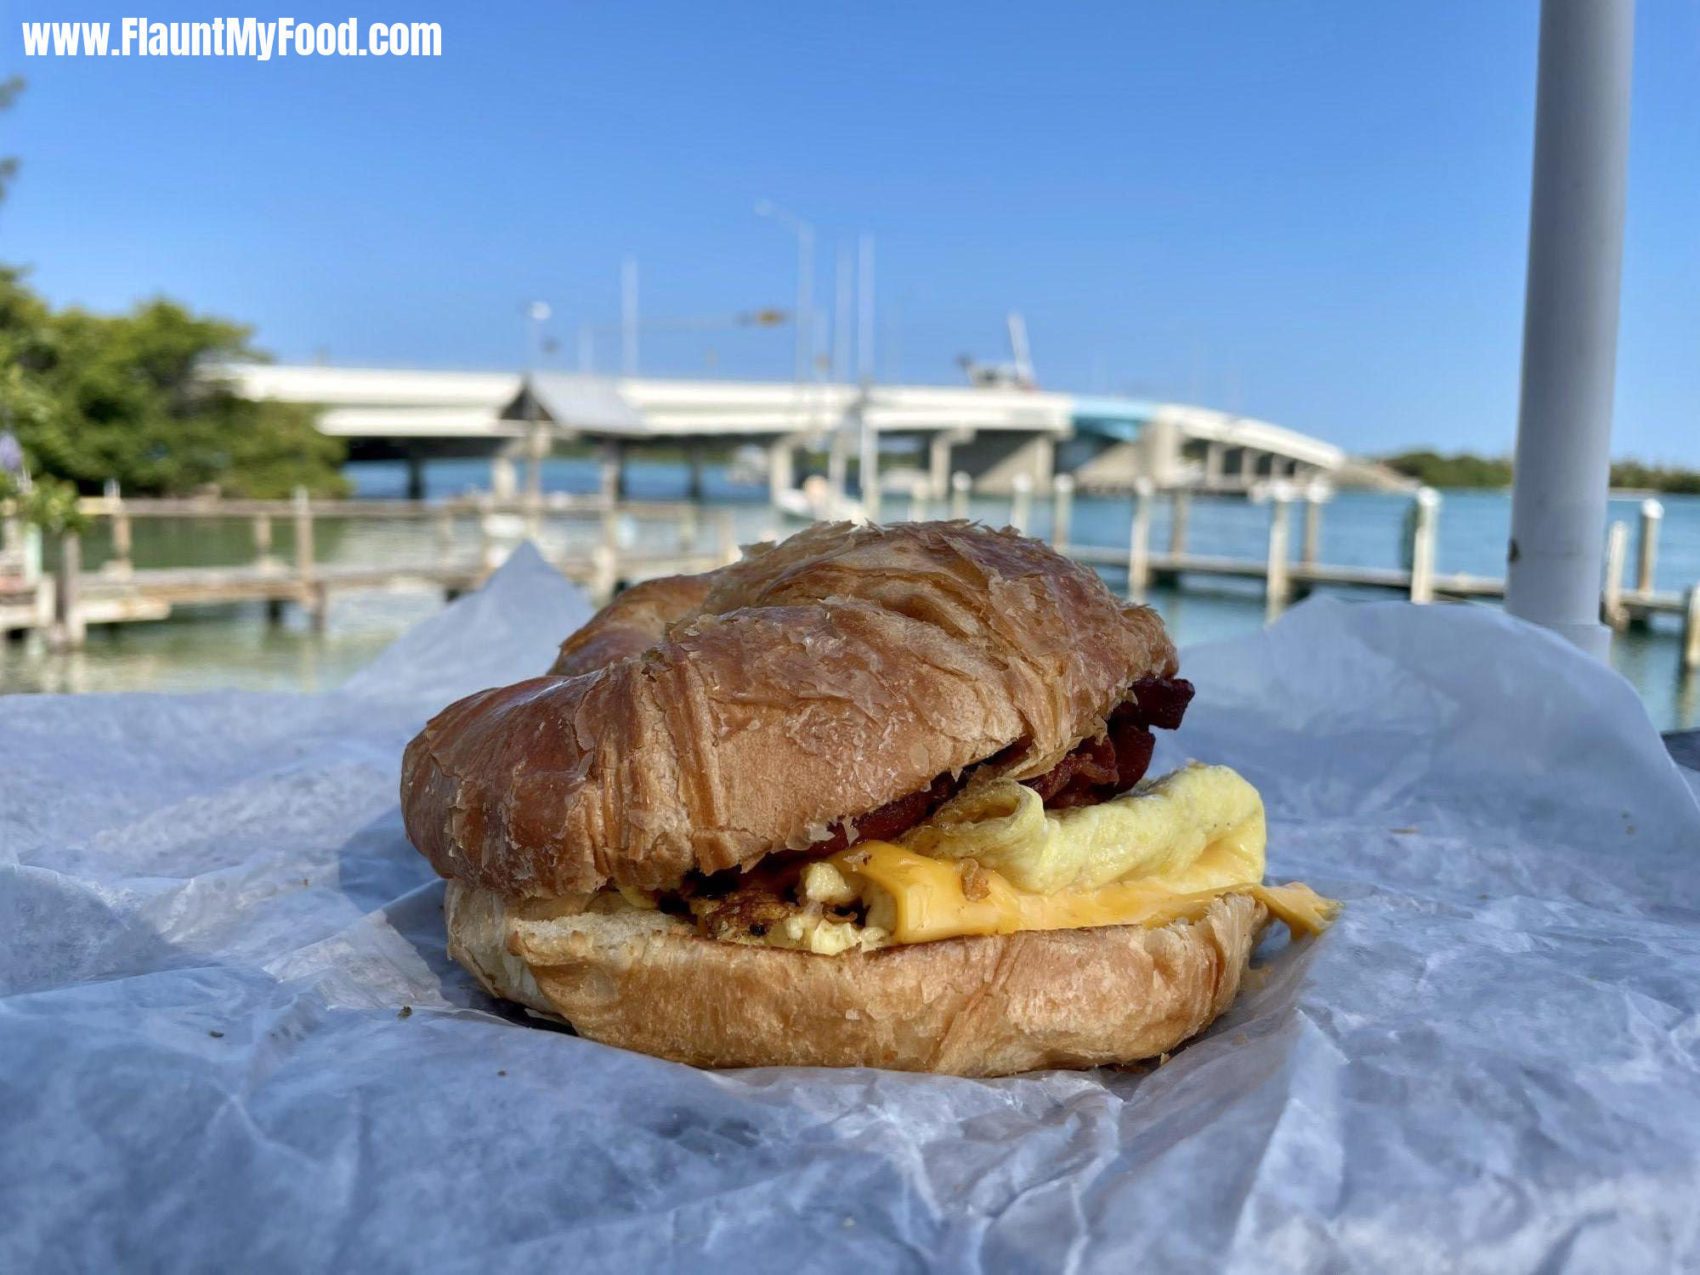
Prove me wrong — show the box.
[402,521,1177,898]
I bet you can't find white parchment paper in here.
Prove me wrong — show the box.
[4,545,1698,1273]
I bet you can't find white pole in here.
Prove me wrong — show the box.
[860,421,881,523]
[856,235,875,385]
[1504,0,1635,660]
[854,234,877,519]
[797,226,814,385]
[620,256,639,377]
[834,244,853,383]
[755,202,814,387]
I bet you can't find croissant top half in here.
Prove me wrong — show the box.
[400,521,1177,898]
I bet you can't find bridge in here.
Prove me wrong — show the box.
[218,364,1403,512]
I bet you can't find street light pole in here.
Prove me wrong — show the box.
[621,256,639,377]
[1504,0,1635,660]
[756,201,814,386]
[523,300,552,520]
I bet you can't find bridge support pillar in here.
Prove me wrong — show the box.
[685,442,706,501]
[600,441,627,502]
[1204,442,1225,490]
[1142,414,1185,488]
[928,434,952,502]
[947,431,1055,495]
[405,451,427,501]
[491,451,518,502]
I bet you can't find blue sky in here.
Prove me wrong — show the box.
[3,0,1697,459]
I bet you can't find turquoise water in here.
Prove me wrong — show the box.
[4,456,1698,729]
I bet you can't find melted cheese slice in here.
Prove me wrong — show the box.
[820,763,1338,946]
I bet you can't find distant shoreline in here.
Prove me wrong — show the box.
[1383,451,1700,496]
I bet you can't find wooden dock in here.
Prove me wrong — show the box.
[4,480,1697,670]
[1058,480,1699,666]
[0,490,737,649]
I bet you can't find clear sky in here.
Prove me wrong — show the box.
[3,0,1697,460]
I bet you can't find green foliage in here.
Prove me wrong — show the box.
[1383,449,1700,494]
[1607,460,1700,496]
[0,266,349,498]
[0,76,22,205]
[1382,450,1514,489]
[0,472,88,534]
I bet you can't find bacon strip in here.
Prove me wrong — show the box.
[809,676,1195,848]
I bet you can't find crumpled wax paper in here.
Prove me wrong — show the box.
[4,544,1699,1273]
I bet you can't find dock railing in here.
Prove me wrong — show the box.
[0,487,737,650]
[5,479,1697,670]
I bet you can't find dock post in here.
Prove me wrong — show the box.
[1265,490,1293,622]
[1634,498,1662,604]
[51,532,86,651]
[908,476,929,524]
[253,511,277,570]
[1683,587,1700,672]
[1409,487,1440,604]
[686,442,707,502]
[1602,520,1628,629]
[1152,486,1190,587]
[1301,481,1329,568]
[1010,473,1033,535]
[716,510,740,566]
[1168,488,1190,556]
[434,507,454,564]
[1126,479,1153,603]
[105,481,133,579]
[600,497,620,571]
[767,438,795,510]
[590,543,618,607]
[477,493,498,571]
[307,582,328,633]
[1051,475,1074,554]
[292,486,317,625]
[950,472,971,521]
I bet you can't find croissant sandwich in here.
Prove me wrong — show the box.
[400,520,1335,1075]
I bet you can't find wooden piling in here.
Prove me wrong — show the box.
[589,543,618,606]
[1265,492,1292,622]
[434,508,454,564]
[1010,474,1033,535]
[292,487,316,603]
[716,510,739,566]
[1408,487,1440,605]
[909,477,929,524]
[1683,586,1700,671]
[950,472,971,521]
[51,531,85,651]
[1301,484,1326,567]
[106,483,133,578]
[1126,480,1153,602]
[477,494,497,570]
[1635,498,1662,609]
[253,512,276,569]
[1602,520,1628,629]
[1168,488,1190,555]
[307,582,329,632]
[1051,475,1075,554]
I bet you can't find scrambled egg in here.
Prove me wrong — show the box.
[802,762,1336,948]
[899,763,1266,893]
